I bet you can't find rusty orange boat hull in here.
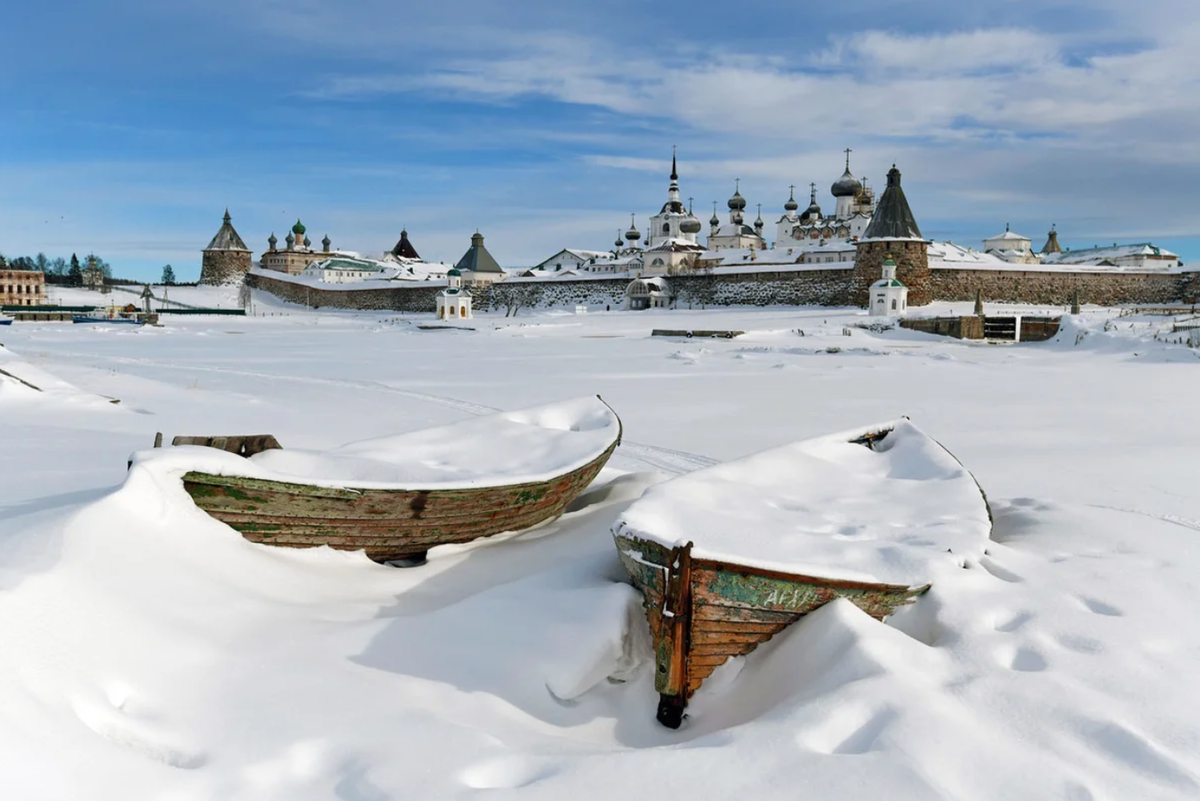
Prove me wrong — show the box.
[615,535,929,728]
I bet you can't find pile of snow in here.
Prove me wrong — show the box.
[614,419,992,584]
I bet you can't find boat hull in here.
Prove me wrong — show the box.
[615,533,928,728]
[183,439,618,563]
[0,319,12,326]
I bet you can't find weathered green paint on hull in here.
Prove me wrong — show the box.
[181,436,619,563]
[615,532,929,722]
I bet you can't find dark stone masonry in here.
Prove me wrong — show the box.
[249,266,1199,315]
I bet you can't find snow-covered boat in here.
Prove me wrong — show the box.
[612,419,992,728]
[138,396,622,565]
[0,317,12,326]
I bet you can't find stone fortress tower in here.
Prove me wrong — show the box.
[852,165,930,306]
[200,210,253,285]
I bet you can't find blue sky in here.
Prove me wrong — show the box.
[3,0,1200,280]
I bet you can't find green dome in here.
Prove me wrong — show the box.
[447,267,462,276]
[292,219,306,235]
[883,255,897,266]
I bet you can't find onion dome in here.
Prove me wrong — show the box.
[268,232,277,248]
[727,180,746,212]
[754,204,764,231]
[447,267,461,277]
[784,186,799,213]
[292,219,306,236]
[321,234,331,248]
[680,214,702,235]
[615,231,625,248]
[831,169,862,198]
[625,214,641,243]
[303,235,311,248]
[285,232,295,247]
[799,184,822,223]
[710,202,720,227]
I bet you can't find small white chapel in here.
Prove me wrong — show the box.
[436,268,473,320]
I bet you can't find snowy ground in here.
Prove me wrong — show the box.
[1,296,1198,799]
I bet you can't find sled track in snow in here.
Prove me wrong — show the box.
[1089,504,1200,533]
[44,353,718,477]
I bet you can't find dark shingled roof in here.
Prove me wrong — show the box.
[391,229,421,260]
[205,210,250,252]
[861,166,923,241]
[1041,226,1062,254]
[454,232,503,274]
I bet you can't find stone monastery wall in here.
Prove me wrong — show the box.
[929,268,1186,306]
[250,265,1200,313]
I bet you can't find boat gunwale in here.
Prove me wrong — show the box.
[176,394,624,496]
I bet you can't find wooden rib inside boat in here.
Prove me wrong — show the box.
[143,396,622,565]
[613,419,991,728]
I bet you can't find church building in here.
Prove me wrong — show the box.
[775,150,876,245]
[706,181,767,251]
[436,268,473,320]
[260,219,337,275]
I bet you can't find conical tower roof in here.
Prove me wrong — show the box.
[391,229,421,260]
[205,209,251,252]
[861,166,923,241]
[454,232,503,274]
[1041,225,1062,254]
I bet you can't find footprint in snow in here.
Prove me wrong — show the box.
[1007,646,1049,673]
[992,610,1035,633]
[978,556,1024,583]
[1076,596,1124,617]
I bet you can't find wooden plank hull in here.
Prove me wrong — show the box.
[615,533,928,728]
[183,438,618,563]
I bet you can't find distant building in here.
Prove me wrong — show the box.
[869,255,908,317]
[0,269,46,307]
[1042,241,1181,270]
[707,181,766,252]
[532,249,615,274]
[386,229,421,261]
[453,232,505,286]
[260,220,335,275]
[1041,225,1063,255]
[646,150,704,249]
[300,256,389,284]
[775,151,876,244]
[626,276,674,310]
[201,210,253,285]
[983,225,1039,265]
[853,165,930,306]
[436,268,472,320]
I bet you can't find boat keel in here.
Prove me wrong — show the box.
[656,693,686,729]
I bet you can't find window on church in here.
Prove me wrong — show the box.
[891,299,897,310]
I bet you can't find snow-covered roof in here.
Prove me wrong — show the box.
[1042,243,1180,264]
[306,257,387,273]
[644,239,705,253]
[984,230,1032,243]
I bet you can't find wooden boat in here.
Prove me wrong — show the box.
[142,396,622,565]
[613,419,992,728]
